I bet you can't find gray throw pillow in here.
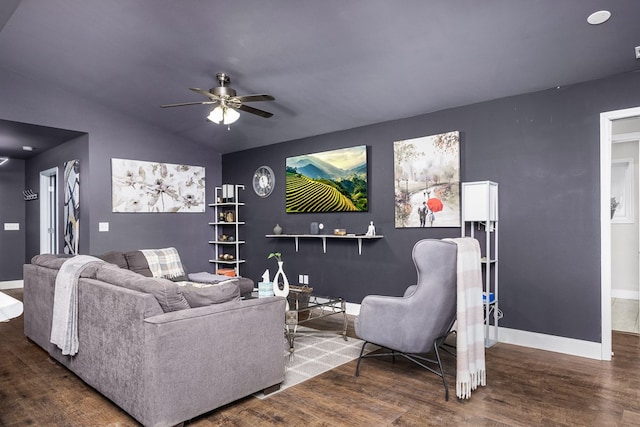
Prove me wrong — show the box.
[124,251,153,277]
[95,251,128,269]
[177,280,241,307]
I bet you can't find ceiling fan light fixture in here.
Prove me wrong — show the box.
[208,105,240,125]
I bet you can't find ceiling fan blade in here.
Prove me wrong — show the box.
[189,87,220,99]
[235,94,275,103]
[160,101,217,108]
[238,104,273,118]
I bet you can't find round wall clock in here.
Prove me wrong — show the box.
[253,165,275,197]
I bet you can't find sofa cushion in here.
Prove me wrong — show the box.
[124,251,153,277]
[95,265,190,312]
[188,272,255,295]
[95,251,128,269]
[176,280,241,307]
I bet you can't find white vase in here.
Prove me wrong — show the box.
[272,261,290,297]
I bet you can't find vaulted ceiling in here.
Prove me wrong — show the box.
[1,0,639,157]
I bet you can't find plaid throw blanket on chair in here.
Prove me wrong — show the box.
[445,237,486,399]
[140,247,186,280]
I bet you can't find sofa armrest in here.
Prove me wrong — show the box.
[140,296,286,427]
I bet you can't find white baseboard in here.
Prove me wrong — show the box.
[0,280,23,290]
[315,300,607,360]
[611,289,639,300]
[498,326,603,360]
[345,301,361,316]
[347,302,604,360]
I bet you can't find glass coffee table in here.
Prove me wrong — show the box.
[285,290,348,353]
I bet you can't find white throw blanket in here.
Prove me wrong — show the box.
[50,255,103,356]
[445,237,486,399]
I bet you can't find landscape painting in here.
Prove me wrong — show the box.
[286,145,368,213]
[394,131,460,228]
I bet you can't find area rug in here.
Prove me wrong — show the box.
[254,327,375,399]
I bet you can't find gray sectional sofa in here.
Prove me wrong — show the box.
[23,254,286,427]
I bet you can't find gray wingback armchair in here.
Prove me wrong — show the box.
[354,238,457,400]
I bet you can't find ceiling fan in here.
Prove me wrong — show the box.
[161,72,274,125]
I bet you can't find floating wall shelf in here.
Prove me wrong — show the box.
[265,234,383,255]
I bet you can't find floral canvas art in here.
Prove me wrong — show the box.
[111,158,205,213]
[394,131,460,228]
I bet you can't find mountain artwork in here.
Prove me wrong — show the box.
[285,145,368,213]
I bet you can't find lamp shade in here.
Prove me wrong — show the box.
[208,105,240,125]
[461,181,498,221]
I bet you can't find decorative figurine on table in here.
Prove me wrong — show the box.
[365,221,376,236]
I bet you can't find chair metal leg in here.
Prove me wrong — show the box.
[355,341,369,377]
[355,334,453,401]
[433,339,449,401]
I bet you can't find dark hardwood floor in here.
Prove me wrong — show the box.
[2,288,640,426]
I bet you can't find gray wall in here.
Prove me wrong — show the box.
[223,71,640,344]
[0,158,25,280]
[0,66,223,275]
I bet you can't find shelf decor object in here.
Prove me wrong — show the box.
[209,185,245,276]
[222,184,235,203]
[461,180,499,348]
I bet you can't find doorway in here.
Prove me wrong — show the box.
[611,122,640,334]
[39,167,58,254]
[600,106,640,361]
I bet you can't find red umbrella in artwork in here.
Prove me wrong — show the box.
[426,198,443,213]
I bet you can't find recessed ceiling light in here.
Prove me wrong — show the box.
[22,145,33,151]
[587,10,611,25]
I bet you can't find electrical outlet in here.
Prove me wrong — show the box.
[99,222,109,232]
[298,274,304,284]
[4,223,19,231]
[636,46,640,59]
[303,275,309,285]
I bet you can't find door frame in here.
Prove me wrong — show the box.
[39,167,58,254]
[600,106,640,361]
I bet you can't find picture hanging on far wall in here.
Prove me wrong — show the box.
[393,131,460,228]
[111,158,205,213]
[285,145,368,213]
[63,159,80,254]
[611,158,634,223]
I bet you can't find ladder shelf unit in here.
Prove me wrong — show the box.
[209,185,245,276]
